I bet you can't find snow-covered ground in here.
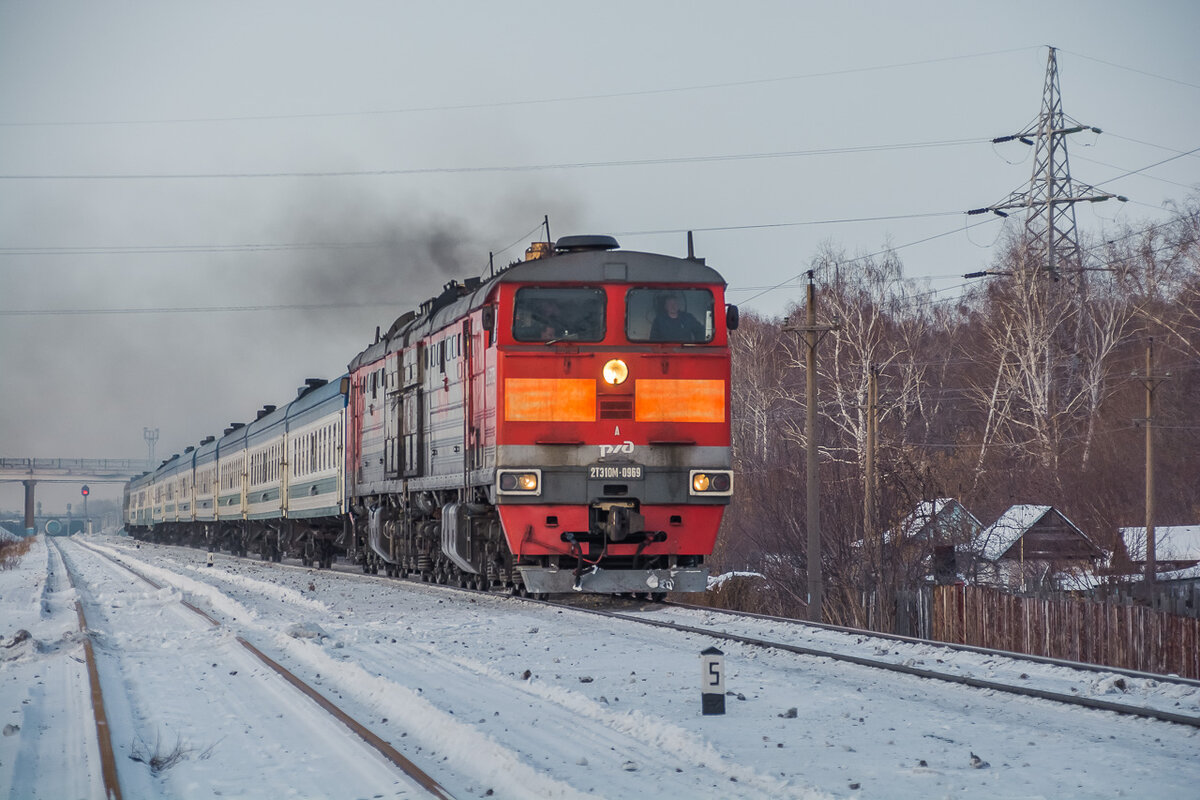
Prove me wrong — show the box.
[3,533,1199,799]
[618,605,1200,721]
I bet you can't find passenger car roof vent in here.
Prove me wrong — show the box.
[554,235,619,253]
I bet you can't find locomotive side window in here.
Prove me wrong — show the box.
[513,287,606,342]
[626,288,715,343]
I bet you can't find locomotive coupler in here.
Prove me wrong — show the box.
[598,502,645,543]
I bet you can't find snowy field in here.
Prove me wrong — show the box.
[2,533,1198,799]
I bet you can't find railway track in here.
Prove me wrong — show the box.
[558,597,1200,729]
[50,537,454,800]
[111,537,1200,730]
[45,536,123,800]
[665,599,1200,688]
[77,538,824,798]
[47,535,1200,799]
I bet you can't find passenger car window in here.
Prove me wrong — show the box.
[626,288,714,343]
[513,287,606,342]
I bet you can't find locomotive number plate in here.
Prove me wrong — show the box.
[588,464,643,480]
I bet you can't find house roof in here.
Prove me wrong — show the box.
[888,498,983,545]
[978,505,1050,560]
[977,505,1102,562]
[1119,525,1200,562]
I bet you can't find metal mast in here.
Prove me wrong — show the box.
[971,46,1125,279]
[144,427,159,470]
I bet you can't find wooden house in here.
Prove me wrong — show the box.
[1116,525,1200,573]
[974,505,1106,591]
[887,499,983,584]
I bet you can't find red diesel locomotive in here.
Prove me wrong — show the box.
[348,234,737,594]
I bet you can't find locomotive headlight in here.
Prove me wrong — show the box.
[689,470,733,496]
[602,358,629,385]
[498,469,541,495]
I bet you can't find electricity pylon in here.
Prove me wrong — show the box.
[970,46,1126,280]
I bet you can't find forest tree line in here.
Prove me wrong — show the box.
[714,198,1200,626]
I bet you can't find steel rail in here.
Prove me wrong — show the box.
[664,600,1200,689]
[99,539,1200,729]
[66,538,456,800]
[557,599,1200,729]
[49,540,124,800]
[244,554,1200,729]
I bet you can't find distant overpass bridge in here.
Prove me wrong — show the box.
[1,458,149,535]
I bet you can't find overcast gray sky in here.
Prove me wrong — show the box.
[3,1,1198,511]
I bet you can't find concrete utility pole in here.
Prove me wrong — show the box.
[784,272,838,623]
[23,480,36,536]
[1140,338,1168,588]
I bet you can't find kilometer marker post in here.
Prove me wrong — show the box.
[700,646,725,715]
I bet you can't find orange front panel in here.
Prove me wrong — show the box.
[635,379,726,423]
[504,378,597,422]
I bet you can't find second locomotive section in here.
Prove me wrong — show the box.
[348,235,736,594]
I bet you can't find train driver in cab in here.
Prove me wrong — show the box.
[515,296,565,340]
[651,292,705,342]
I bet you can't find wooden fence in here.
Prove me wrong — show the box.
[932,584,1200,680]
[1096,581,1200,620]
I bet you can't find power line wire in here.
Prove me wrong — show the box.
[0,301,400,317]
[736,216,1005,308]
[0,210,971,258]
[616,210,965,238]
[1060,49,1200,92]
[0,138,987,181]
[0,241,386,256]
[0,47,1040,128]
[1093,145,1200,188]
[1072,154,1199,191]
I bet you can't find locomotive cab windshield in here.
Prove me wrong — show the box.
[512,287,606,342]
[626,287,714,343]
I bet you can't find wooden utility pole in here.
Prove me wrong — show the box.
[784,272,838,623]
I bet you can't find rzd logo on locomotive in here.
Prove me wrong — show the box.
[599,441,635,458]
